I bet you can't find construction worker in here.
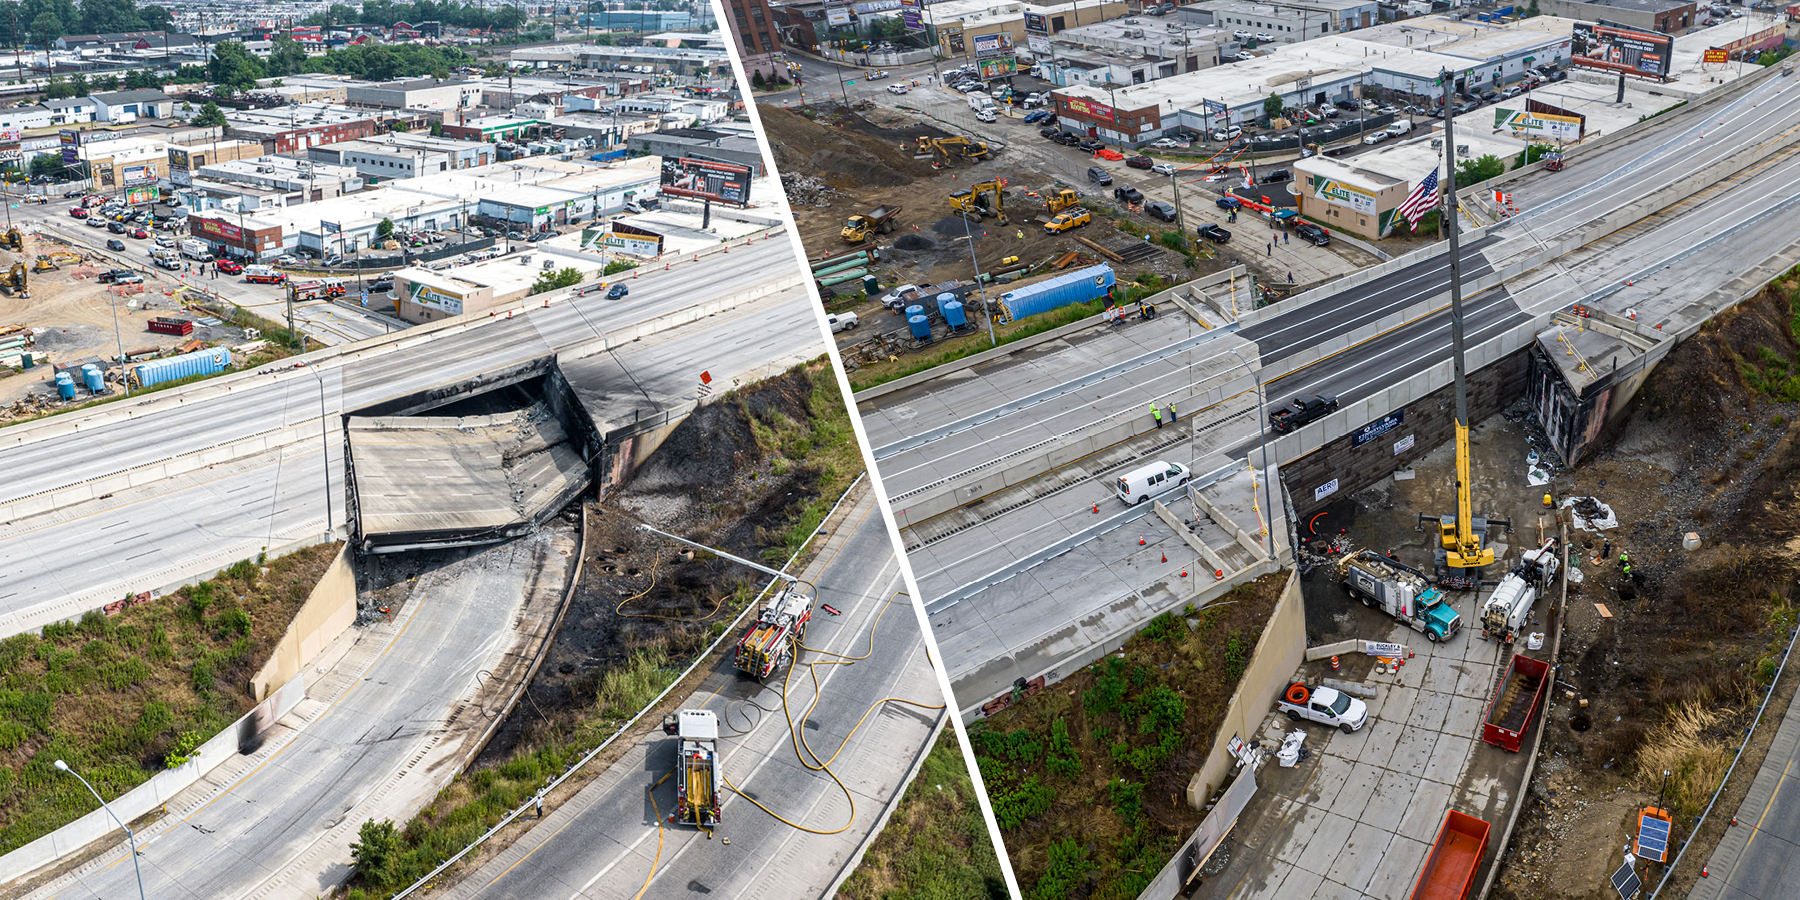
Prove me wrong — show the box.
[1151,403,1164,429]
[1167,401,1177,423]
[1016,229,1024,240]
[1618,550,1630,571]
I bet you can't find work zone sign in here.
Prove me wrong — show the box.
[1493,108,1582,141]
[1312,178,1378,216]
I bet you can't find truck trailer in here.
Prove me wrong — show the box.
[1342,551,1462,642]
[734,582,814,680]
[997,264,1115,321]
[1483,653,1549,752]
[1478,539,1559,643]
[662,709,722,828]
[1409,810,1490,900]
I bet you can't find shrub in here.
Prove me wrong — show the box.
[164,730,204,769]
[1033,838,1096,900]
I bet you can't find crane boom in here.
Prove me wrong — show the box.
[1439,69,1493,569]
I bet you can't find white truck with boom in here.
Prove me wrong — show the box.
[1478,539,1559,643]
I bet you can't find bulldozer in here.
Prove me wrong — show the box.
[0,227,21,252]
[949,180,1008,225]
[917,135,990,163]
[32,255,56,272]
[1043,188,1082,216]
[1,263,27,298]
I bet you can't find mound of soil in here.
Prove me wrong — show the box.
[893,233,936,251]
[759,106,936,190]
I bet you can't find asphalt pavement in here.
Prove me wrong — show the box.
[1690,651,1800,900]
[436,488,946,900]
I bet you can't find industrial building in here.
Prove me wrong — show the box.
[168,139,273,187]
[1037,19,1223,85]
[1537,0,1698,33]
[726,0,785,82]
[189,156,364,208]
[1178,0,1381,41]
[628,126,767,175]
[224,103,429,153]
[307,132,497,181]
[344,78,483,112]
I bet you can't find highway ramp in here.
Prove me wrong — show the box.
[435,488,945,900]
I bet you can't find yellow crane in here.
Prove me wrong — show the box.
[949,180,1007,224]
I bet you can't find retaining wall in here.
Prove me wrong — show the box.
[250,544,356,701]
[1185,570,1306,809]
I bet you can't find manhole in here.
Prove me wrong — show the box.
[1569,714,1591,732]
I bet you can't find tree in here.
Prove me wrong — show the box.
[350,819,402,887]
[192,101,228,129]
[376,218,395,238]
[429,121,444,137]
[124,69,157,89]
[42,74,73,99]
[93,73,118,91]
[207,41,266,93]
[28,153,61,177]
[1263,93,1284,120]
[528,267,583,295]
[67,72,86,96]
[1456,153,1506,186]
[267,35,309,77]
[29,11,62,47]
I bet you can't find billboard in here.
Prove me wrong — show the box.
[979,56,1018,79]
[1025,11,1048,33]
[973,32,1013,57]
[0,128,19,143]
[1312,178,1378,216]
[1493,107,1582,141]
[1571,23,1673,78]
[409,282,465,316]
[196,218,243,241]
[59,129,80,167]
[122,164,156,185]
[1028,35,1051,54]
[825,4,851,26]
[584,222,665,258]
[1064,97,1114,122]
[125,186,159,205]
[1703,47,1729,64]
[900,0,923,31]
[659,156,752,206]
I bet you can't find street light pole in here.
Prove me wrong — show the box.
[1219,346,1275,557]
[307,365,332,534]
[957,213,996,347]
[54,760,146,900]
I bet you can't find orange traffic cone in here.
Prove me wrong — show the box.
[1161,552,1167,563]
[1138,535,1145,545]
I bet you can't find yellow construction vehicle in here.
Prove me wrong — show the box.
[46,251,81,267]
[1,263,26,298]
[32,255,55,272]
[1044,207,1091,232]
[841,205,901,243]
[1043,188,1082,216]
[917,135,991,163]
[0,227,21,252]
[949,180,1008,224]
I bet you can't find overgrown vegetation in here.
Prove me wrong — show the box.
[973,574,1286,900]
[0,543,341,854]
[838,727,1009,900]
[1456,153,1507,186]
[748,365,864,558]
[528,266,584,296]
[1737,270,1800,401]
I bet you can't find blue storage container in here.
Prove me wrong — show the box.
[134,347,233,388]
[55,373,75,400]
[81,364,103,393]
[904,304,925,322]
[907,314,932,341]
[999,264,1117,321]
[935,292,956,318]
[943,300,967,329]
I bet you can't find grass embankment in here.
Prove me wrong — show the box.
[1737,269,1800,401]
[0,543,341,853]
[847,274,1187,393]
[837,726,1009,900]
[345,362,867,900]
[974,574,1284,900]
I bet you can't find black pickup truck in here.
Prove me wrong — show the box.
[1269,394,1340,433]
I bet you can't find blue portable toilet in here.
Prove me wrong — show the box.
[907,314,932,341]
[55,372,75,400]
[943,300,967,329]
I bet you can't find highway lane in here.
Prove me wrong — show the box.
[32,528,577,900]
[0,236,805,511]
[439,489,946,900]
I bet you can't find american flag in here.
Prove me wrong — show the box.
[1396,169,1440,227]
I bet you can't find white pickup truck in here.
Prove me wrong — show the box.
[1278,683,1369,733]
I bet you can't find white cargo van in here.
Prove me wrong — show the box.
[179,238,211,261]
[967,91,994,112]
[1114,460,1191,505]
[1386,119,1414,136]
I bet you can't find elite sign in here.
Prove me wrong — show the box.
[1493,108,1582,141]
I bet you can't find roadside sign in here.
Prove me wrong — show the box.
[1365,641,1407,657]
[1314,479,1338,501]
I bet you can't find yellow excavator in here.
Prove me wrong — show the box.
[917,135,990,163]
[0,227,21,252]
[949,180,1007,224]
[1043,188,1082,216]
[32,255,56,272]
[1,263,26,298]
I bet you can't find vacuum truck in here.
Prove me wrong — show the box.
[1342,551,1462,643]
[1478,539,1559,643]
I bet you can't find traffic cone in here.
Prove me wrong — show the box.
[1330,656,1340,671]
[1093,503,1099,513]
[1701,866,1709,878]
[1161,552,1167,562]
[1214,569,1224,580]
[1180,568,1188,577]
[1139,535,1145,545]
[1731,815,1738,826]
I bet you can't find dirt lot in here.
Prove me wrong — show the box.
[969,573,1287,900]
[0,233,250,415]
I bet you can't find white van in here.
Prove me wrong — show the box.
[1114,460,1191,505]
[1386,119,1414,136]
[967,91,994,112]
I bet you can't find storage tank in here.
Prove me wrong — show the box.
[935,292,956,317]
[81,364,103,393]
[999,264,1117,321]
[904,304,925,323]
[907,314,931,341]
[55,372,75,400]
[133,347,232,388]
[943,300,967,329]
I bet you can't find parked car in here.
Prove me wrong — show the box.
[1113,185,1144,204]
[215,259,244,274]
[105,238,126,251]
[1041,127,1063,140]
[1052,131,1081,145]
[1149,137,1189,149]
[1197,224,1231,243]
[1212,125,1243,141]
[1362,131,1388,145]
[607,283,630,300]
[827,311,858,332]
[1087,166,1113,186]
[68,207,87,218]
[1216,195,1243,210]
[507,230,530,240]
[1233,29,1252,39]
[1151,162,1176,176]
[275,255,300,266]
[1477,90,1500,103]
[129,227,148,239]
[153,236,175,248]
[886,84,909,95]
[1125,155,1154,169]
[1294,221,1331,246]
[529,231,554,241]
[1254,32,1275,42]
[1334,100,1357,111]
[1024,109,1052,123]
[107,221,127,234]
[111,271,143,284]
[1261,168,1292,184]
[1077,138,1106,152]
[1144,200,1178,222]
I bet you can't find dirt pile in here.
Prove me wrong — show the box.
[758,106,936,190]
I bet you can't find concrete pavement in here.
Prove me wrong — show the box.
[24,527,577,900]
[434,488,946,900]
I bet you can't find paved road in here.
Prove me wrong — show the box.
[0,236,820,636]
[438,489,946,900]
[1688,635,1800,900]
[33,528,577,900]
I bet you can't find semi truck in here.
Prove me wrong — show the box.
[735,582,815,680]
[662,709,722,828]
[841,205,900,243]
[1269,393,1340,433]
[1478,539,1558,643]
[997,264,1115,322]
[1409,810,1490,900]
[1343,551,1462,642]
[1482,653,1549,752]
[1277,682,1369,733]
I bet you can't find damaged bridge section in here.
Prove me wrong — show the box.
[1526,309,1675,466]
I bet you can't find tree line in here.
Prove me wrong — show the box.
[302,1,525,32]
[0,0,174,48]
[187,38,475,93]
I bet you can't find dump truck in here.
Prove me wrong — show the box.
[1483,653,1549,752]
[1478,539,1558,643]
[1343,551,1462,643]
[662,709,722,828]
[1409,810,1490,900]
[1269,393,1339,433]
[734,582,814,679]
[1277,682,1369,733]
[841,205,900,243]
